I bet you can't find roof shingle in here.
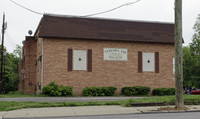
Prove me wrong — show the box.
[36,14,174,44]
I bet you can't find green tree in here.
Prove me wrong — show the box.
[187,14,200,88]
[182,47,196,87]
[0,45,22,93]
[190,15,200,63]
[3,53,19,93]
[13,44,22,60]
[183,47,192,86]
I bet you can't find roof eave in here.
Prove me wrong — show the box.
[38,35,175,44]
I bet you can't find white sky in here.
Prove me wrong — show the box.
[0,0,200,52]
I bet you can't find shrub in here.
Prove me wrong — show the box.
[152,88,175,96]
[82,87,117,96]
[59,86,73,96]
[121,86,151,96]
[42,82,73,96]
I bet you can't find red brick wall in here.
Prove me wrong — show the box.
[36,38,43,93]
[18,61,23,90]
[18,37,37,94]
[40,38,175,95]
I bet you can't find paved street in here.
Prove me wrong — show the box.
[0,96,145,102]
[10,112,200,119]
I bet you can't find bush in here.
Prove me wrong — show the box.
[152,88,175,96]
[121,86,151,96]
[82,87,117,96]
[42,82,73,96]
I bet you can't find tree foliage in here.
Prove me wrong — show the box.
[1,45,22,94]
[183,14,200,88]
[13,44,22,60]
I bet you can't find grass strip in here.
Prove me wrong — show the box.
[0,101,122,111]
[122,95,200,106]
[0,95,200,111]
[0,94,47,98]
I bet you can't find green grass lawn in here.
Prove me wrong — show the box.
[0,94,37,98]
[122,95,200,106]
[0,101,121,111]
[0,95,200,111]
[0,93,47,98]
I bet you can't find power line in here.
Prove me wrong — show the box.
[9,0,141,17]
[8,39,15,50]
[5,32,16,51]
[9,0,43,15]
[5,31,16,46]
[83,0,141,17]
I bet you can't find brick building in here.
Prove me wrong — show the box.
[19,14,175,95]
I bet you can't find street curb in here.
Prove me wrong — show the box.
[131,102,166,107]
[131,102,200,107]
[140,110,200,114]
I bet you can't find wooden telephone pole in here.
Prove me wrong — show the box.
[0,13,5,94]
[175,0,184,108]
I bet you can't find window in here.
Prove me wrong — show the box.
[68,49,92,72]
[143,53,155,72]
[73,50,87,71]
[138,51,159,73]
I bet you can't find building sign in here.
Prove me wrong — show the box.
[103,48,128,61]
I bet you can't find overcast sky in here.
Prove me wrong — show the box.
[0,0,200,52]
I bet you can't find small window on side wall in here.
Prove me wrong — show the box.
[73,50,87,71]
[68,49,92,72]
[138,51,159,73]
[143,53,155,72]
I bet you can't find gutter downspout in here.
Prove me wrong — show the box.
[41,38,44,91]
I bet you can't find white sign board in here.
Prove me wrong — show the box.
[103,48,128,61]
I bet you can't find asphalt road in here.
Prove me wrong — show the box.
[11,112,200,119]
[0,97,145,102]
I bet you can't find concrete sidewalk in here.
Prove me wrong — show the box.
[0,105,200,118]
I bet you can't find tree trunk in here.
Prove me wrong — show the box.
[175,0,184,108]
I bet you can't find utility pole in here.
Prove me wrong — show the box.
[175,0,184,108]
[3,49,6,94]
[0,13,5,94]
